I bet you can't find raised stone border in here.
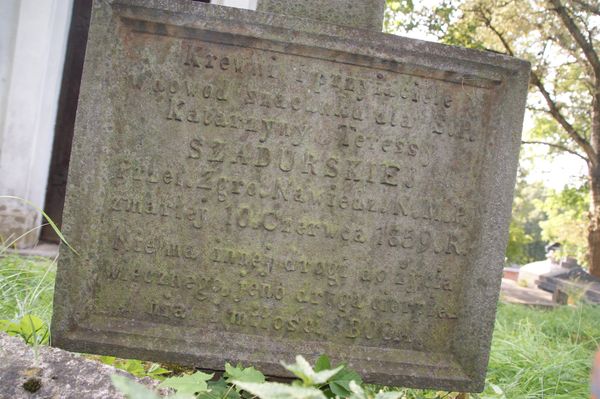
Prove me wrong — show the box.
[0,333,158,399]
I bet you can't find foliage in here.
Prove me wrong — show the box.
[224,362,266,384]
[282,355,344,386]
[384,1,415,33]
[112,374,193,399]
[505,220,534,264]
[539,183,590,264]
[483,303,599,398]
[346,381,403,399]
[159,371,214,395]
[506,148,589,266]
[313,356,363,398]
[112,374,163,399]
[98,356,172,381]
[0,314,49,346]
[0,196,74,349]
[0,254,55,349]
[505,163,549,265]
[112,356,407,399]
[233,381,326,399]
[0,255,55,324]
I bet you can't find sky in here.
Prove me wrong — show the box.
[520,111,588,190]
[526,152,587,190]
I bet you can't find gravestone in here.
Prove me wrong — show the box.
[51,0,530,393]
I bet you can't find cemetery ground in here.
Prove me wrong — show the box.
[1,253,598,398]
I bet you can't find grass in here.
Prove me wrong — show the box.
[482,303,598,398]
[0,254,55,324]
[1,254,598,398]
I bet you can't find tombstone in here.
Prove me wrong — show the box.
[51,0,530,393]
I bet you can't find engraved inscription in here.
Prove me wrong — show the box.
[91,26,492,355]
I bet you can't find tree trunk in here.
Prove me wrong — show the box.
[588,167,600,278]
[588,77,600,278]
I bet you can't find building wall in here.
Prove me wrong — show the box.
[0,0,73,247]
[0,0,20,155]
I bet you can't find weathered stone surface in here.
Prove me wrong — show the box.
[0,333,154,399]
[51,0,530,393]
[256,0,385,31]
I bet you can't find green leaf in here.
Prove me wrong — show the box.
[311,364,344,385]
[198,378,241,399]
[232,381,326,399]
[329,381,351,398]
[224,363,266,383]
[314,355,331,372]
[0,319,20,336]
[111,374,162,399]
[122,360,146,377]
[18,315,49,345]
[159,371,213,395]
[282,356,344,386]
[328,367,363,398]
[282,356,314,384]
[147,363,171,380]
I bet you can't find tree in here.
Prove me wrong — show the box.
[540,183,590,264]
[506,165,548,265]
[385,0,600,276]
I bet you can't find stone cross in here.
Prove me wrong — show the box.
[256,0,386,31]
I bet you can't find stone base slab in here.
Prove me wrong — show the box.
[0,332,160,398]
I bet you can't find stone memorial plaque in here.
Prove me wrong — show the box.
[51,0,530,392]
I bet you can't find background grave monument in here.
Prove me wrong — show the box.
[51,0,530,392]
